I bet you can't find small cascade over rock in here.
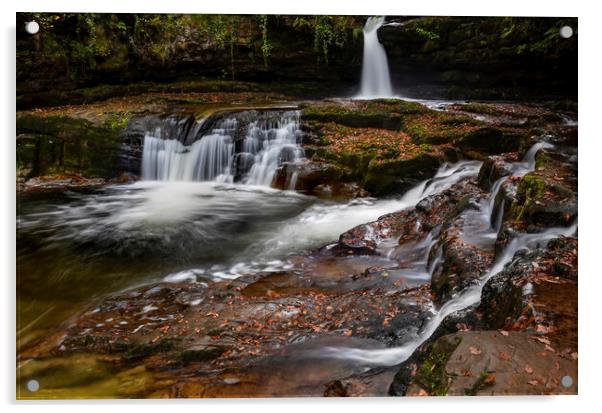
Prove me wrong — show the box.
[141,110,305,187]
[359,16,394,98]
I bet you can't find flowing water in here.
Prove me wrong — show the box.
[141,110,304,186]
[359,17,393,98]
[16,109,481,347]
[313,142,576,366]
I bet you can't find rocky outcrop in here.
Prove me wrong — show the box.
[337,178,484,255]
[401,331,576,396]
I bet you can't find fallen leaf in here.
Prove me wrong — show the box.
[528,380,539,386]
[497,351,512,361]
[532,336,551,345]
[469,346,482,355]
[500,330,509,336]
[524,365,534,374]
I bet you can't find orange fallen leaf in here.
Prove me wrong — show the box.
[459,368,472,377]
[497,351,512,361]
[524,365,534,374]
[500,330,509,336]
[528,380,539,386]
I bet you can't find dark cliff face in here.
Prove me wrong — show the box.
[17,14,577,107]
[379,16,578,100]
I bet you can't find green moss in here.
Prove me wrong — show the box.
[301,100,426,131]
[363,152,441,196]
[414,335,462,396]
[464,371,495,396]
[511,173,547,221]
[106,110,131,130]
[534,150,551,170]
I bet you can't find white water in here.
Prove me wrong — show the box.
[141,111,304,187]
[245,113,304,186]
[359,17,394,98]
[256,160,482,258]
[315,141,575,367]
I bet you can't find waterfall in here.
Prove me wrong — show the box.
[359,16,394,98]
[141,111,304,187]
[245,113,304,186]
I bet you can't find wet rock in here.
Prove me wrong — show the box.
[323,367,399,397]
[273,161,348,193]
[478,237,577,344]
[425,192,493,303]
[477,154,517,190]
[181,345,226,364]
[124,337,180,361]
[455,127,527,156]
[447,102,565,128]
[312,182,370,199]
[337,178,484,255]
[233,152,256,178]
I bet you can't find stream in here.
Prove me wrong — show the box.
[17,105,570,364]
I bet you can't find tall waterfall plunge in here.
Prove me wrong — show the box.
[141,111,305,188]
[359,16,394,98]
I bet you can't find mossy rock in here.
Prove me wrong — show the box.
[403,112,482,145]
[508,172,576,228]
[363,152,442,196]
[509,173,548,222]
[412,334,462,395]
[301,99,426,131]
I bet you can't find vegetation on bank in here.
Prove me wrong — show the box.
[16,114,124,180]
[17,13,363,102]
